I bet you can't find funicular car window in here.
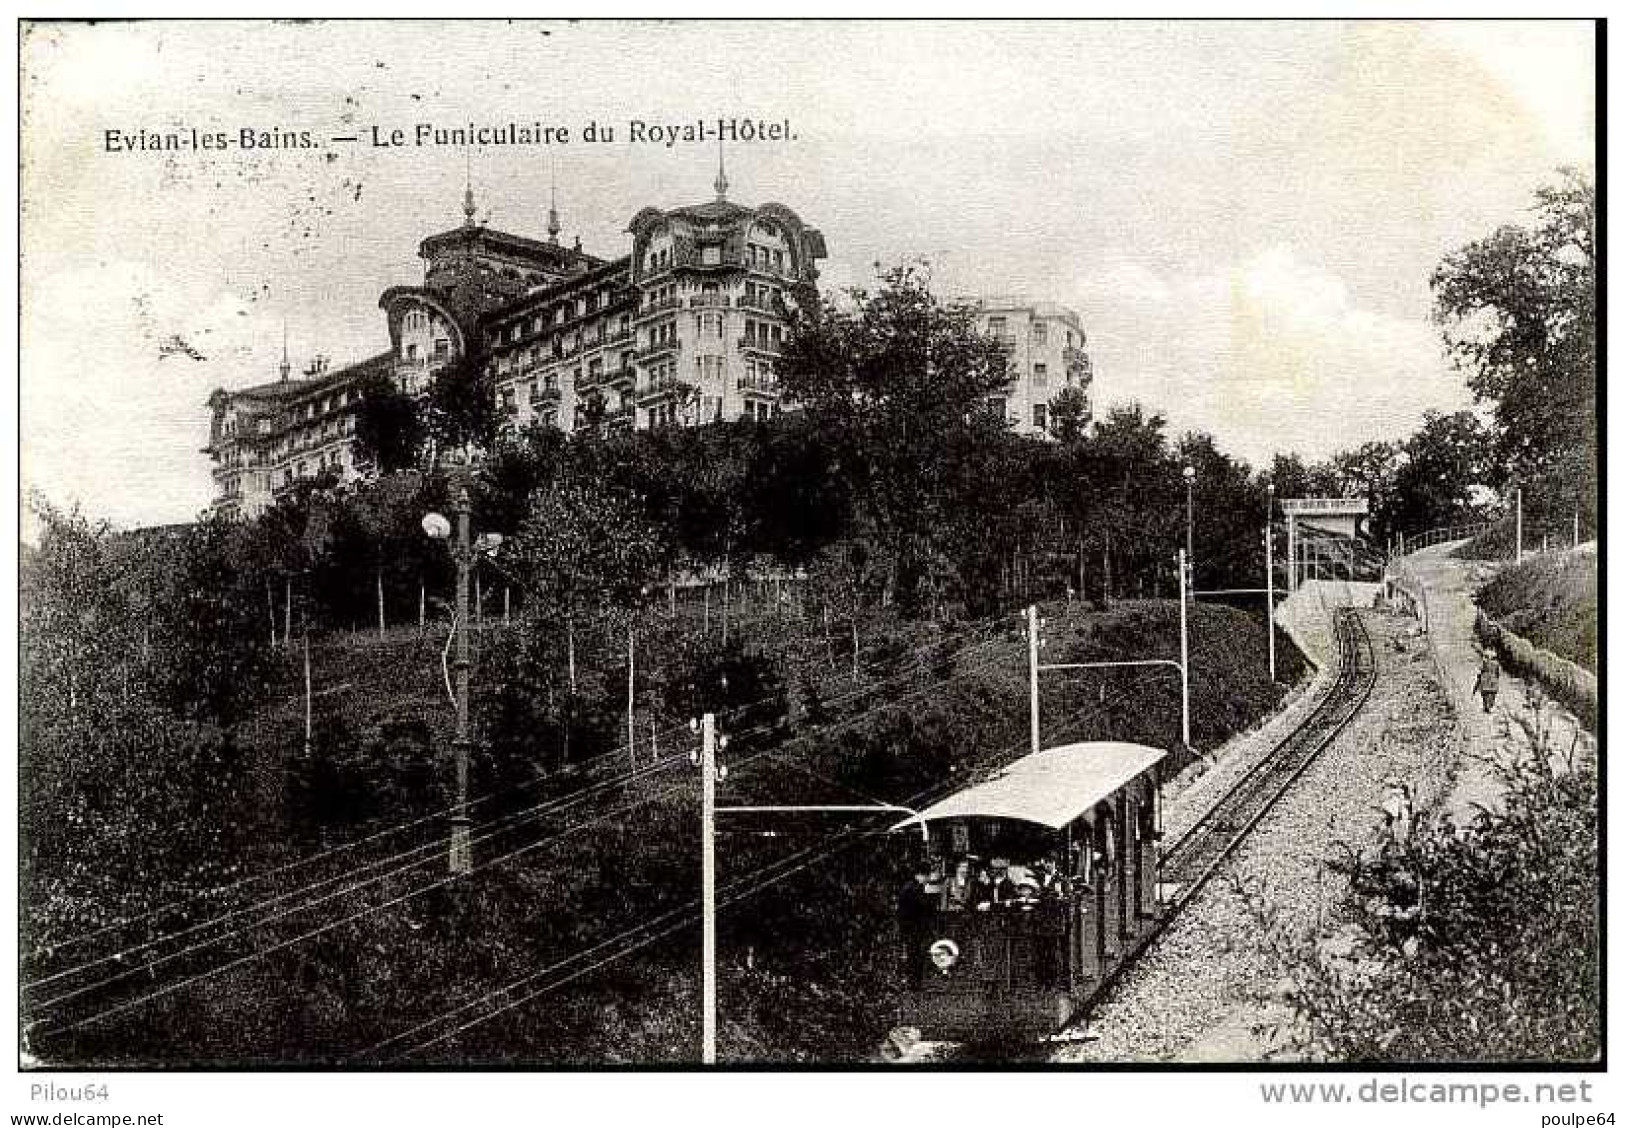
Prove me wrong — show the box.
[933,819,1069,911]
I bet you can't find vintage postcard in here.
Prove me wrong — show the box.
[15,15,1602,1121]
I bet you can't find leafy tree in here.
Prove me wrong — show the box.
[777,264,1011,614]
[147,513,279,727]
[1047,384,1092,444]
[1432,172,1596,515]
[424,352,501,463]
[1328,441,1401,542]
[351,369,425,473]
[1265,452,1340,501]
[1078,403,1182,603]
[1386,410,1498,535]
[510,470,666,666]
[1176,431,1267,593]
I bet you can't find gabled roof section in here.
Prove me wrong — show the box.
[221,351,394,405]
[479,254,634,326]
[418,223,604,272]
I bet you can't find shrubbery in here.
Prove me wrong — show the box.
[1255,710,1598,1063]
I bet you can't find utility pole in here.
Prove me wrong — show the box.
[1515,487,1523,564]
[1265,484,1277,682]
[1177,549,1191,749]
[626,622,637,772]
[695,713,722,1065]
[1182,465,1196,579]
[1574,509,1581,549]
[303,625,313,758]
[1026,604,1042,756]
[1264,526,1277,683]
[1286,513,1297,592]
[377,569,386,640]
[449,484,474,876]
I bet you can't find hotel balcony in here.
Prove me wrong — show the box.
[530,384,561,406]
[737,371,779,394]
[602,328,637,348]
[637,374,692,405]
[688,293,730,309]
[738,336,782,356]
[736,294,787,315]
[637,296,683,319]
[634,340,681,363]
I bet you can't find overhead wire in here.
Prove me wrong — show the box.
[30,621,1022,1023]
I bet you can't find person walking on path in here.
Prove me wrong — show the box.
[1472,652,1502,714]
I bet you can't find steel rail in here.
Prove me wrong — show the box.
[1160,608,1377,904]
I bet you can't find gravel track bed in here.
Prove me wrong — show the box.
[1052,611,1457,1062]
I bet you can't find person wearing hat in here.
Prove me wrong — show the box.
[1473,652,1502,713]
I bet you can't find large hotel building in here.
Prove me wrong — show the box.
[204,169,1093,519]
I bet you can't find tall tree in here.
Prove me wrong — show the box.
[1431,171,1596,509]
[351,369,425,474]
[424,352,501,464]
[1386,409,1498,535]
[776,264,1011,613]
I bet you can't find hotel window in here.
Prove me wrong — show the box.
[702,245,721,266]
[1033,323,1047,346]
[434,339,450,360]
[1032,404,1048,431]
[1033,363,1048,386]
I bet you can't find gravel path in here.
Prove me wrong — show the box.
[1050,609,1458,1063]
[1396,542,1596,820]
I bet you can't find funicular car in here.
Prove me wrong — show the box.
[891,741,1166,1040]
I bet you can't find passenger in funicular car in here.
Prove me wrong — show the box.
[929,823,1075,913]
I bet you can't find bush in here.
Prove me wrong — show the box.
[1254,723,1598,1063]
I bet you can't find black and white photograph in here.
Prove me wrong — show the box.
[12,14,1604,1122]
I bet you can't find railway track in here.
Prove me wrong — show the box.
[1160,607,1377,908]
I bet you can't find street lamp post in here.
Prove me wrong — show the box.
[423,485,474,876]
[448,485,474,875]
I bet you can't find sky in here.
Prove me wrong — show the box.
[19,19,1597,530]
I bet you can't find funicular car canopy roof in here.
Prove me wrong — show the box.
[891,741,1167,832]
